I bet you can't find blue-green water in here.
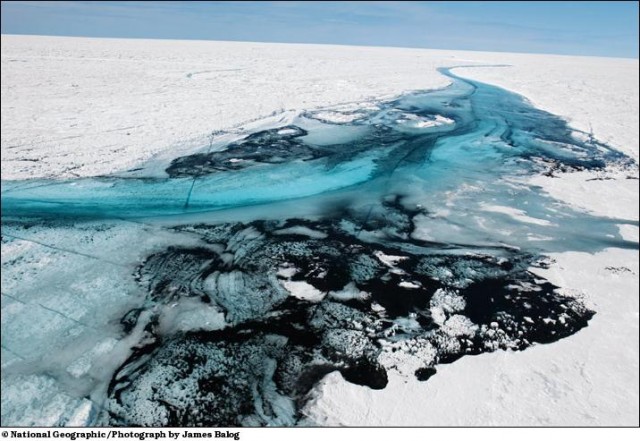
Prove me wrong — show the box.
[1,67,635,255]
[2,67,638,427]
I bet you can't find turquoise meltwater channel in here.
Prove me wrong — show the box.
[2,67,635,255]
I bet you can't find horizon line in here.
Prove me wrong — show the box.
[3,32,638,61]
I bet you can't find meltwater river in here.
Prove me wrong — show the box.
[1,67,637,426]
[1,68,634,255]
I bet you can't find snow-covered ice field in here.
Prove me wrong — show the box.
[1,35,638,426]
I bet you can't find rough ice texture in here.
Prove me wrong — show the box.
[303,248,639,426]
[454,60,639,163]
[1,34,452,180]
[1,35,638,426]
[2,35,636,178]
[303,61,639,426]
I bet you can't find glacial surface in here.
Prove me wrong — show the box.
[1,68,636,426]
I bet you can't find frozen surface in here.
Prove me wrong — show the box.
[1,35,451,180]
[304,64,639,427]
[303,248,639,426]
[1,35,638,427]
[2,36,636,179]
[454,60,639,163]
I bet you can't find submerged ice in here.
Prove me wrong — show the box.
[1,67,636,426]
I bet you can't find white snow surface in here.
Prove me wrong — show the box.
[1,35,638,426]
[2,34,452,180]
[282,280,326,303]
[304,248,639,426]
[3,36,636,180]
[304,56,639,426]
[454,59,639,163]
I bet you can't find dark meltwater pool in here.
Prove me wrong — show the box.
[1,67,636,426]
